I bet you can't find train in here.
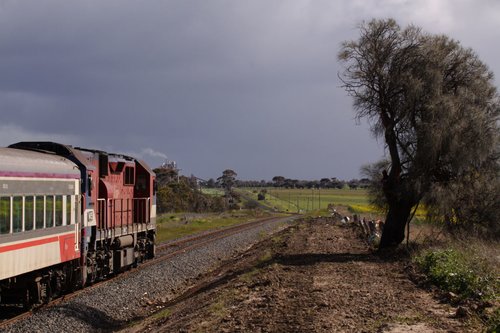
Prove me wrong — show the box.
[0,142,156,306]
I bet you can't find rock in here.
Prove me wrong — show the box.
[318,300,330,307]
[455,306,470,318]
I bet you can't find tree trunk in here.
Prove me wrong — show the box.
[379,169,414,248]
[379,197,413,248]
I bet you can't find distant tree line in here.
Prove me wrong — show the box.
[155,162,369,214]
[201,176,370,189]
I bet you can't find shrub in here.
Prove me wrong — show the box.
[486,307,500,333]
[243,199,259,210]
[415,248,497,301]
[156,178,228,213]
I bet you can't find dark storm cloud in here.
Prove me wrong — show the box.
[0,0,498,180]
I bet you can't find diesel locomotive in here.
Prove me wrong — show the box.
[0,142,156,306]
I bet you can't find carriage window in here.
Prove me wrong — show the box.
[55,195,63,227]
[25,196,34,231]
[36,196,44,229]
[66,195,73,225]
[13,196,22,233]
[0,197,10,234]
[124,166,135,185]
[46,196,54,227]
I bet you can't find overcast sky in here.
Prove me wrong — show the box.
[1,0,498,180]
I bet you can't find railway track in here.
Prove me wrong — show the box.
[0,214,299,330]
[157,214,298,254]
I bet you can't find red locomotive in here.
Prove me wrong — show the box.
[0,142,156,306]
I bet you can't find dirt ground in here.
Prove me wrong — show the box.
[127,217,484,333]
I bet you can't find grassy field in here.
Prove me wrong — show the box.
[155,210,279,243]
[200,188,225,196]
[163,187,420,244]
[240,187,428,220]
[241,188,377,214]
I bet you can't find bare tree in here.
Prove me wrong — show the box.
[339,19,500,248]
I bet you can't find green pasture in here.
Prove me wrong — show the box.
[155,210,275,243]
[241,188,427,219]
[200,188,225,196]
[245,188,376,214]
[236,188,288,212]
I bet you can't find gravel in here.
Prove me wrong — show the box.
[2,216,296,333]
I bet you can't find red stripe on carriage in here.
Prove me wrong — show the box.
[0,171,79,179]
[0,236,59,253]
[58,234,79,261]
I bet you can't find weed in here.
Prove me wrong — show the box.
[257,249,273,265]
[415,248,497,301]
[239,268,260,284]
[348,204,379,214]
[393,314,425,325]
[485,307,499,333]
[271,235,282,245]
[151,307,172,320]
[258,230,268,239]
[209,298,227,317]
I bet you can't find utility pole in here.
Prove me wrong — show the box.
[296,193,299,213]
[311,189,314,210]
[318,188,321,210]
